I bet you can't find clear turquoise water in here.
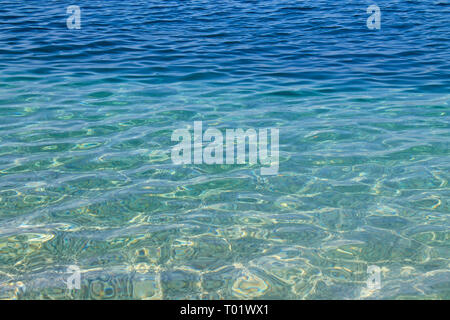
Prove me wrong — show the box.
[0,0,449,299]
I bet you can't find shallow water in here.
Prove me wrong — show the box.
[0,0,449,299]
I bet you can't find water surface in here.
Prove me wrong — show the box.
[0,0,449,299]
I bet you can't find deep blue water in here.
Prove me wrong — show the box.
[0,0,449,299]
